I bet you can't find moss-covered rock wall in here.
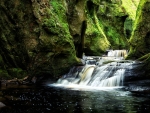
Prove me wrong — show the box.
[126,0,150,77]
[66,0,87,58]
[0,0,81,80]
[0,0,142,81]
[127,0,150,59]
[84,0,110,56]
[97,0,128,49]
[84,0,139,55]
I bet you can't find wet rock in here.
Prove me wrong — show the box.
[0,102,5,108]
[125,80,150,93]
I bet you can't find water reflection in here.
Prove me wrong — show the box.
[0,85,150,113]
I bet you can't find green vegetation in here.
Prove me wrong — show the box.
[0,67,26,80]
[7,68,27,79]
[122,0,140,42]
[40,0,76,57]
[93,8,109,46]
[0,70,11,79]
[36,0,80,78]
[106,27,126,49]
[127,0,148,59]
[96,0,130,49]
[1,0,148,80]
[130,0,146,40]
[42,0,71,39]
[137,53,150,62]
[84,4,110,55]
[121,0,138,20]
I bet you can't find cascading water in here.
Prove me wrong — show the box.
[53,50,134,88]
[107,49,127,58]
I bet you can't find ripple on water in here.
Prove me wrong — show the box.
[0,85,150,113]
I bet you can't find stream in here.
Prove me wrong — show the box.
[0,85,150,113]
[0,50,150,113]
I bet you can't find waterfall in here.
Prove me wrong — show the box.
[54,50,133,88]
[107,50,127,58]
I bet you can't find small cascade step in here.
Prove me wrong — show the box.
[107,50,128,58]
[56,50,134,87]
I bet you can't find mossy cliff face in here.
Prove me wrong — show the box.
[96,0,128,49]
[0,0,143,80]
[84,0,110,56]
[0,0,80,80]
[127,0,150,59]
[126,0,150,77]
[101,0,140,49]
[66,0,87,58]
[84,0,139,55]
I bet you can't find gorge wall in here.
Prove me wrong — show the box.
[0,0,81,80]
[127,0,150,77]
[128,0,150,59]
[0,0,147,81]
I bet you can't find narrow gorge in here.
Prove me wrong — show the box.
[0,0,146,81]
[1,0,150,112]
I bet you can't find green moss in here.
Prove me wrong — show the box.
[109,4,126,16]
[127,0,148,59]
[124,17,133,39]
[131,0,146,39]
[93,8,110,46]
[92,0,100,5]
[40,0,76,55]
[137,53,150,61]
[0,70,11,79]
[32,0,80,77]
[0,68,27,80]
[7,68,27,79]
[85,11,110,55]
[94,1,130,50]
[107,27,119,45]
[42,0,71,39]
[121,0,138,20]
[106,26,127,49]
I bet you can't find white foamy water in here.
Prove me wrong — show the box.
[107,50,127,57]
[49,50,134,90]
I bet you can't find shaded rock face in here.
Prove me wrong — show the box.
[0,0,144,81]
[0,0,80,80]
[0,0,36,79]
[127,0,150,77]
[128,0,150,59]
[84,0,139,55]
[84,0,110,56]
[96,0,128,49]
[66,0,87,58]
[97,0,140,49]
